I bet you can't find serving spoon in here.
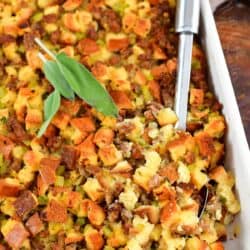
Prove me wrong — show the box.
[174,0,200,130]
[175,0,208,219]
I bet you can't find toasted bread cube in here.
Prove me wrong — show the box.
[26,49,43,69]
[83,178,104,202]
[87,201,105,226]
[119,180,138,210]
[107,37,129,52]
[133,18,151,37]
[0,198,16,216]
[63,0,83,11]
[209,166,234,187]
[84,225,104,250]
[195,132,215,157]
[46,200,68,223]
[107,223,127,248]
[210,141,224,168]
[185,237,209,250]
[94,127,114,148]
[25,108,42,130]
[210,242,224,250]
[78,134,98,165]
[214,222,227,241]
[157,108,178,126]
[0,178,22,197]
[39,157,60,186]
[200,220,218,244]
[216,184,240,214]
[60,29,77,45]
[204,116,225,138]
[98,144,122,166]
[109,66,131,91]
[122,12,137,33]
[134,205,160,224]
[189,160,209,190]
[63,11,92,33]
[126,216,154,248]
[133,151,161,191]
[177,161,191,184]
[52,111,71,130]
[3,43,21,63]
[71,117,96,133]
[38,0,57,8]
[78,38,99,56]
[18,66,37,83]
[110,91,134,110]
[167,134,195,161]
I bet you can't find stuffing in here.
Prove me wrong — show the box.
[0,0,239,248]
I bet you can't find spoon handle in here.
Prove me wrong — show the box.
[175,0,200,130]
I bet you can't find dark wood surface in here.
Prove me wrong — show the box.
[215,0,250,145]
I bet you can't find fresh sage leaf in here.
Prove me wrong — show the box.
[38,90,61,137]
[43,59,75,100]
[56,53,118,117]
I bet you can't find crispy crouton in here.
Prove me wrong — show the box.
[46,200,68,223]
[83,178,104,202]
[94,127,114,148]
[98,144,122,166]
[84,225,104,250]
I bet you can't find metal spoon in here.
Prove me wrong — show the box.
[174,0,208,219]
[174,0,200,130]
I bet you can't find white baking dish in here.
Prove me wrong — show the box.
[200,1,250,249]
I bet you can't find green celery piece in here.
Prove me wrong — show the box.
[55,53,118,117]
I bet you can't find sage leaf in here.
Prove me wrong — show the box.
[43,59,75,100]
[56,53,118,117]
[38,90,61,137]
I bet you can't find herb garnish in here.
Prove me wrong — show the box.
[35,38,118,137]
[37,90,61,137]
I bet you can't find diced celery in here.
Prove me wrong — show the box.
[141,85,153,103]
[0,154,7,176]
[0,87,6,99]
[0,117,7,124]
[103,225,112,237]
[32,12,44,23]
[192,58,201,70]
[12,146,26,159]
[76,217,86,226]
[168,0,176,8]
[104,247,115,250]
[55,176,64,187]
[38,195,49,205]
[113,0,129,15]
[76,32,86,40]
[56,165,65,176]
[96,39,105,46]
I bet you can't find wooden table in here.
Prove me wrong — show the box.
[215,1,250,145]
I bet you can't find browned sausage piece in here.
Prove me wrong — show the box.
[0,35,15,45]
[5,222,29,249]
[7,116,28,141]
[25,213,43,236]
[14,190,37,218]
[61,146,79,170]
